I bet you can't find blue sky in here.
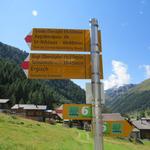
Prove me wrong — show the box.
[0,0,150,89]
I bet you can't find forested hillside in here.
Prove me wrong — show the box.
[0,42,28,64]
[0,42,85,109]
[106,80,150,113]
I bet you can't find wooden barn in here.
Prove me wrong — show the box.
[132,118,150,139]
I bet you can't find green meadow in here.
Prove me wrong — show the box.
[0,113,150,150]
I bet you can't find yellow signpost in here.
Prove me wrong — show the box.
[103,120,133,137]
[62,104,133,137]
[30,28,102,52]
[31,28,90,51]
[28,54,103,79]
[23,21,104,150]
[63,104,92,120]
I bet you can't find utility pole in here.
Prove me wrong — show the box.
[90,18,104,150]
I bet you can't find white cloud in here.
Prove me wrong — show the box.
[140,65,150,78]
[32,10,38,17]
[104,60,131,90]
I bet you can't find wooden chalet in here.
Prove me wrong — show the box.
[132,118,150,139]
[11,104,47,122]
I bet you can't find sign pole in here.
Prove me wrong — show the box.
[90,18,104,150]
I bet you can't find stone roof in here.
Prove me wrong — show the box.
[132,120,150,130]
[11,104,47,110]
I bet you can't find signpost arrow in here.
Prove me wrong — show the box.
[25,28,90,51]
[103,120,133,137]
[24,29,102,52]
[20,55,29,78]
[25,32,32,49]
[63,104,92,120]
[21,53,103,79]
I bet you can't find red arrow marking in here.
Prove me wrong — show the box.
[25,35,32,43]
[21,61,29,69]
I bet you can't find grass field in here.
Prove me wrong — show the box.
[0,113,150,150]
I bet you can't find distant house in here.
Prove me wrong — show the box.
[11,104,47,122]
[102,113,125,121]
[45,110,57,119]
[45,110,53,118]
[132,118,150,139]
[0,99,10,112]
[130,127,140,139]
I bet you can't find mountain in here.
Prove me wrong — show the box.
[105,84,136,107]
[105,80,150,113]
[0,42,28,64]
[0,42,85,108]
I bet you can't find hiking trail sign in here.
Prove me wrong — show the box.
[21,54,103,79]
[62,104,133,137]
[23,20,104,150]
[25,28,102,52]
[63,104,92,120]
[103,120,133,137]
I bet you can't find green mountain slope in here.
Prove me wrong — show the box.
[130,79,150,92]
[0,42,85,108]
[109,79,150,113]
[0,113,93,150]
[105,84,136,107]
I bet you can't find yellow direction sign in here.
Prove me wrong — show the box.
[29,28,102,52]
[28,54,103,79]
[63,104,92,120]
[31,28,90,51]
[103,120,133,137]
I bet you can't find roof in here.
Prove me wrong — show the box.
[0,99,9,104]
[45,110,53,113]
[132,120,150,130]
[11,104,47,110]
[141,118,150,121]
[102,113,125,121]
